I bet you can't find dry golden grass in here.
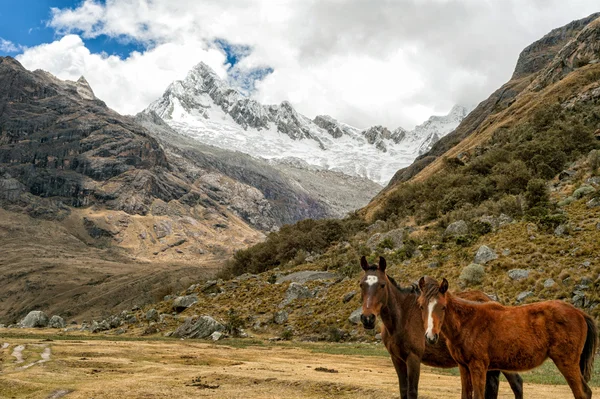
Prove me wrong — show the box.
[1,334,597,399]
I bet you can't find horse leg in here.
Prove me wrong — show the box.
[458,364,473,399]
[502,372,524,399]
[552,358,592,399]
[483,370,500,399]
[469,362,488,399]
[406,353,421,399]
[391,355,409,399]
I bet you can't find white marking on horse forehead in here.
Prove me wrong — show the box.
[425,299,438,339]
[365,275,379,286]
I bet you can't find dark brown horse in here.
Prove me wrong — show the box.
[418,276,598,399]
[359,256,523,399]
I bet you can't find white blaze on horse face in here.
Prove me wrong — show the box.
[365,276,378,309]
[426,299,438,340]
[366,275,378,286]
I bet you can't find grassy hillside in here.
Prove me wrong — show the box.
[212,14,600,327]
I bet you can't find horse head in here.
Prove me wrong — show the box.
[359,256,390,330]
[418,276,449,344]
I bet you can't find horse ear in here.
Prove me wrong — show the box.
[378,256,387,272]
[360,256,369,271]
[439,278,449,294]
[418,276,426,291]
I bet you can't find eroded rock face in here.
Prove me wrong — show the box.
[172,315,224,339]
[172,295,198,312]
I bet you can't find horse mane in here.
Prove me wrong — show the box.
[419,277,441,302]
[387,274,420,295]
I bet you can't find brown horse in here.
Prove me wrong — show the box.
[418,276,598,399]
[359,256,523,399]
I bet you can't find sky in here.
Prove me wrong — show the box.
[0,1,599,130]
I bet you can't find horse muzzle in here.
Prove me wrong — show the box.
[361,314,376,329]
[425,333,439,345]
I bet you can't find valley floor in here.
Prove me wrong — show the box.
[1,332,598,398]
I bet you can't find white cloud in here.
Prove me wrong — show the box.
[15,0,600,129]
[1,38,22,53]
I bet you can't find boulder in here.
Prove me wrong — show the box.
[348,308,362,325]
[48,315,66,329]
[273,310,289,325]
[444,220,469,237]
[516,291,534,303]
[427,261,440,269]
[279,282,315,308]
[342,291,357,303]
[554,224,568,237]
[19,311,49,328]
[587,198,600,208]
[211,331,224,341]
[366,228,404,250]
[90,320,110,333]
[508,269,530,281]
[172,316,224,339]
[474,245,497,264]
[276,271,340,284]
[146,309,159,322]
[172,295,198,312]
[543,278,556,288]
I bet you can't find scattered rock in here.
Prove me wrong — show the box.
[572,292,588,308]
[210,331,224,341]
[279,282,315,308]
[427,261,440,269]
[276,271,340,284]
[444,220,469,237]
[348,308,362,325]
[587,198,600,208]
[172,295,199,312]
[342,291,357,303]
[172,316,225,339]
[554,224,568,237]
[476,214,513,231]
[508,269,530,281]
[485,293,499,302]
[19,311,49,328]
[559,170,576,180]
[375,333,382,340]
[474,245,497,264]
[273,310,289,325]
[146,309,159,322]
[90,320,110,333]
[107,315,122,329]
[48,315,66,329]
[543,278,556,288]
[516,291,534,303]
[153,220,173,238]
[586,176,600,186]
[581,260,591,268]
[502,249,511,256]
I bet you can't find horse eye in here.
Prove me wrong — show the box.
[380,283,385,288]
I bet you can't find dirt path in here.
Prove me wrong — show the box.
[0,337,597,398]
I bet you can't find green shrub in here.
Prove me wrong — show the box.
[224,308,245,337]
[525,178,550,208]
[460,263,485,286]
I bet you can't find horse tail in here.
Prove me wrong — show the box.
[580,313,598,382]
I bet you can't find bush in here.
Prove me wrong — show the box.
[460,263,485,286]
[525,178,549,208]
[589,149,600,172]
[224,308,245,337]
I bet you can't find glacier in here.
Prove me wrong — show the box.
[146,62,469,185]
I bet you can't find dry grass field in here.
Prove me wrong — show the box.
[1,332,598,399]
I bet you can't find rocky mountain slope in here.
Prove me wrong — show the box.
[145,62,468,185]
[0,57,377,324]
[182,12,600,341]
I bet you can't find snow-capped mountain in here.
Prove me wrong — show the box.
[146,62,469,184]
